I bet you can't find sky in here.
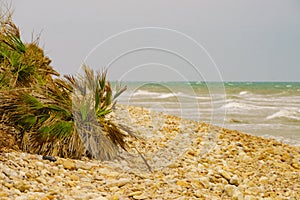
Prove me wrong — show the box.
[8,0,300,81]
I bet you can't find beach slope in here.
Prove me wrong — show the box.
[0,105,299,199]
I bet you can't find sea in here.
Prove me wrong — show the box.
[117,82,300,146]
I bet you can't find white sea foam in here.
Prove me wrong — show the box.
[222,102,259,110]
[132,90,211,100]
[132,90,161,96]
[239,91,249,95]
[266,109,300,121]
[181,93,211,100]
[238,95,300,105]
[157,93,177,99]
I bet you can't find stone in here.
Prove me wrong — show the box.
[44,195,55,200]
[19,171,26,179]
[238,152,252,162]
[220,178,229,185]
[2,168,17,179]
[97,168,113,175]
[230,175,240,186]
[246,180,257,187]
[15,196,28,200]
[66,180,77,187]
[2,182,14,189]
[176,180,189,187]
[14,181,31,192]
[40,169,50,176]
[36,177,47,185]
[109,186,119,193]
[42,155,57,162]
[199,177,210,189]
[213,183,224,193]
[0,192,8,197]
[76,161,95,171]
[208,175,219,184]
[167,163,179,168]
[28,195,39,200]
[232,189,243,200]
[70,174,80,181]
[93,175,104,181]
[224,185,236,197]
[109,194,120,200]
[107,178,131,187]
[41,197,51,200]
[11,188,22,195]
[35,161,44,168]
[94,197,108,200]
[219,170,231,181]
[106,172,120,178]
[0,172,5,180]
[244,195,258,200]
[133,195,148,200]
[259,176,268,185]
[194,191,204,198]
[128,191,142,196]
[291,162,299,169]
[62,159,76,170]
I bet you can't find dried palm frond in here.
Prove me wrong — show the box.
[0,87,81,157]
[0,66,133,160]
[68,65,133,159]
[0,7,57,89]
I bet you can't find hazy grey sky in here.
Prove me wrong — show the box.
[10,0,300,81]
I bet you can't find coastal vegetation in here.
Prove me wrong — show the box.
[0,9,133,160]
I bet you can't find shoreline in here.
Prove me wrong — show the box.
[0,105,299,199]
[119,81,300,147]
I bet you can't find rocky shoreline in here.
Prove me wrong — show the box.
[0,105,299,199]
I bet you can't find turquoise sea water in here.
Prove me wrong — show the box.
[117,82,300,146]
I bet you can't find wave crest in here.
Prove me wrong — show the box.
[266,110,300,122]
[131,90,210,100]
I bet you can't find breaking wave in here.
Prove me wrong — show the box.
[266,109,300,122]
[222,101,261,110]
[239,91,250,95]
[131,90,210,100]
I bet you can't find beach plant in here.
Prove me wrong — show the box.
[0,12,58,89]
[0,67,131,159]
[0,8,133,160]
[64,65,131,160]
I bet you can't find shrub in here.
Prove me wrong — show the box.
[0,8,133,160]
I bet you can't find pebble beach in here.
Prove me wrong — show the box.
[0,105,299,199]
